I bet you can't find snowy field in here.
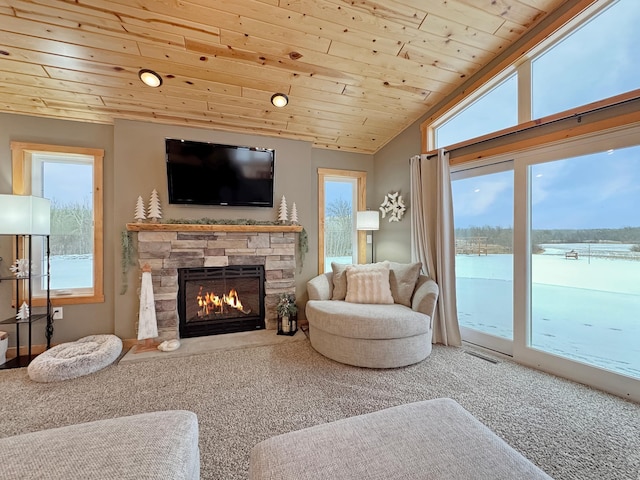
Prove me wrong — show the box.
[456,244,639,379]
[48,255,93,289]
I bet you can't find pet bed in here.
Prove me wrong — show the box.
[27,334,122,382]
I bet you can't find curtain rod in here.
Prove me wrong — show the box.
[421,91,640,160]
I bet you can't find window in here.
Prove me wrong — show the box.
[432,0,640,399]
[450,126,640,400]
[429,0,640,151]
[452,162,514,354]
[11,142,104,305]
[436,75,517,148]
[527,143,640,379]
[532,0,640,118]
[317,168,367,273]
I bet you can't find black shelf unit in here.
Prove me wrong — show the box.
[0,234,52,369]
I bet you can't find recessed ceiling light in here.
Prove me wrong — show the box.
[138,69,162,88]
[271,93,288,108]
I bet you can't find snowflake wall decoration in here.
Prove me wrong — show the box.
[9,258,31,278]
[379,192,406,222]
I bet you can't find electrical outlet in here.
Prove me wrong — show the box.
[52,307,63,320]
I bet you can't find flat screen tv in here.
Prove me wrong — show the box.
[166,138,275,207]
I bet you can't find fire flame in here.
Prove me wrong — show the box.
[196,286,248,316]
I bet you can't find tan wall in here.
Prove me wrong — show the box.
[0,112,115,347]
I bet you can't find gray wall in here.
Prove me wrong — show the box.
[0,113,375,345]
[112,121,373,338]
[0,113,115,346]
[373,120,422,264]
[114,119,320,338]
[310,148,376,265]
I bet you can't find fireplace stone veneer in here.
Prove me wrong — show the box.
[127,223,302,340]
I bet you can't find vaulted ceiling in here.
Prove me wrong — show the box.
[0,0,568,153]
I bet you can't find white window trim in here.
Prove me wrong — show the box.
[453,124,640,403]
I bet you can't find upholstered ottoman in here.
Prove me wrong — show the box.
[0,410,200,480]
[249,398,552,480]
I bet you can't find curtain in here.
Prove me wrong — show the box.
[410,150,461,346]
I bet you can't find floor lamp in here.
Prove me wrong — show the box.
[356,211,380,263]
[0,195,51,364]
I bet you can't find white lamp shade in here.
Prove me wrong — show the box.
[356,211,380,231]
[0,195,51,235]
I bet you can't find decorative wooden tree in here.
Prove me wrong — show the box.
[136,263,159,353]
[290,202,299,225]
[16,301,29,321]
[278,195,288,224]
[134,196,146,222]
[148,189,162,223]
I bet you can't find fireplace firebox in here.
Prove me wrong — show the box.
[178,265,265,337]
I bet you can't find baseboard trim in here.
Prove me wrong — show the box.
[7,345,47,357]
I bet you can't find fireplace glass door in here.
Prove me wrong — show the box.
[178,265,265,337]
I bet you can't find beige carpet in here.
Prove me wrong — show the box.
[119,329,306,364]
[1,337,638,480]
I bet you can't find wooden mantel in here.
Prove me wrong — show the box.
[126,223,303,233]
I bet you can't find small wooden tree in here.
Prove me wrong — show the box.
[134,196,146,222]
[278,195,288,224]
[16,301,29,321]
[148,189,162,223]
[290,202,299,224]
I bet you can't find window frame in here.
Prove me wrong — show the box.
[448,118,640,402]
[421,0,625,154]
[425,0,640,401]
[317,168,367,274]
[11,141,105,306]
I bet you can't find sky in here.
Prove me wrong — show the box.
[43,162,93,206]
[325,180,354,210]
[452,145,640,230]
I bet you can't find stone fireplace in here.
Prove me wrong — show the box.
[127,223,302,340]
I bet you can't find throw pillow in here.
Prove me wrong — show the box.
[388,261,422,307]
[344,263,394,304]
[331,262,350,300]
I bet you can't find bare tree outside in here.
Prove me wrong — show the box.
[50,199,93,255]
[325,197,353,258]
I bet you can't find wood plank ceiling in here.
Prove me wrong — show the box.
[0,0,568,154]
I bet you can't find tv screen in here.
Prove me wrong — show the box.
[166,138,275,207]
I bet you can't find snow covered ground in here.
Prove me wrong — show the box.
[456,245,639,379]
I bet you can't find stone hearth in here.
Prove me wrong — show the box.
[126,223,302,340]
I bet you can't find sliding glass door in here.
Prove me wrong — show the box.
[452,162,514,354]
[452,126,640,397]
[528,146,640,379]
